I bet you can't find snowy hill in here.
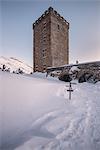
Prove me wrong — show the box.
[0,71,100,150]
[0,56,32,74]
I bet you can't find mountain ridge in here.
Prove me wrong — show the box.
[0,56,32,74]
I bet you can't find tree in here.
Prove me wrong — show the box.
[3,64,6,70]
[17,68,24,74]
[2,64,6,71]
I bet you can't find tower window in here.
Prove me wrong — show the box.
[43,53,45,57]
[58,24,60,30]
[35,65,38,71]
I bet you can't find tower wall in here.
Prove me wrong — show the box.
[33,14,51,72]
[50,11,69,67]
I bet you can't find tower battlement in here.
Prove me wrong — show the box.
[33,7,69,29]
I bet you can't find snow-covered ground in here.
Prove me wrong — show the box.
[0,70,100,150]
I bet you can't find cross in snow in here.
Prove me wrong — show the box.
[67,82,74,100]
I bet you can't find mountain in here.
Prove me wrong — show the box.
[0,56,32,74]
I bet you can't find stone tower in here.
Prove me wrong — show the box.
[33,7,69,72]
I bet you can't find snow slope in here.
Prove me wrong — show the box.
[0,71,100,150]
[0,56,32,74]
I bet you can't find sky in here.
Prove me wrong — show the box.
[0,0,100,66]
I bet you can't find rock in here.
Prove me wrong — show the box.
[58,73,72,82]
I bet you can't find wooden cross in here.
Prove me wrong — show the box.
[67,82,74,100]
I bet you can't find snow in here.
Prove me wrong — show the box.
[0,70,100,150]
[70,66,80,72]
[0,56,32,74]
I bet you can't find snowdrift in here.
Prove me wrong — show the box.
[0,71,100,150]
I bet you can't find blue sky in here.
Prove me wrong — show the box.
[0,0,100,65]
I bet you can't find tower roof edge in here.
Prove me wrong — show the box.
[33,7,69,29]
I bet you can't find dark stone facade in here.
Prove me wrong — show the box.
[33,7,69,72]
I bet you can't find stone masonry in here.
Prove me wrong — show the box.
[33,7,69,72]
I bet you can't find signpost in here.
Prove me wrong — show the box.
[67,82,75,100]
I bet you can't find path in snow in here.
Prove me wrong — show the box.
[15,82,100,150]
